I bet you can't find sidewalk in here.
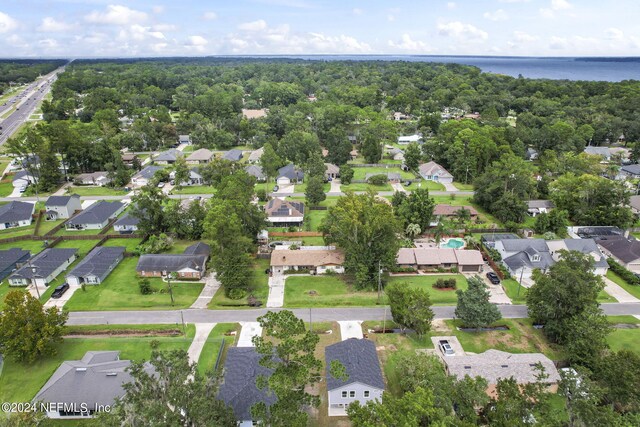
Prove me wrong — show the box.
[190,273,220,309]
[237,321,263,347]
[187,323,216,364]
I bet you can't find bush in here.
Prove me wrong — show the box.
[256,188,268,202]
[485,246,502,261]
[247,295,263,307]
[434,278,457,289]
[226,288,247,300]
[149,339,160,349]
[367,174,388,186]
[139,279,152,295]
[607,257,640,285]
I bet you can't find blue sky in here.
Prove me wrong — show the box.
[0,0,639,57]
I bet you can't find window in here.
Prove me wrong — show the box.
[349,391,355,398]
[341,391,347,398]
[364,391,370,398]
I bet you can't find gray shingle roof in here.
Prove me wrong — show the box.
[67,246,125,281]
[561,239,609,269]
[325,339,385,391]
[0,201,34,223]
[245,164,266,180]
[136,254,207,273]
[34,351,153,411]
[218,347,276,421]
[154,149,182,162]
[621,164,640,175]
[133,165,163,181]
[0,248,31,280]
[277,164,304,181]
[527,200,554,210]
[503,251,555,272]
[584,146,611,158]
[222,149,243,162]
[66,201,123,226]
[597,235,640,264]
[113,213,140,227]
[183,242,210,256]
[10,248,78,280]
[46,195,80,207]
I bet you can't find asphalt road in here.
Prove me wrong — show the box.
[66,303,640,325]
[0,66,66,145]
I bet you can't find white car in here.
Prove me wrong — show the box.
[439,340,455,356]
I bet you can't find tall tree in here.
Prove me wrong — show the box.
[403,142,422,171]
[339,164,354,185]
[260,142,284,182]
[131,184,169,235]
[0,291,68,363]
[385,282,434,337]
[172,155,190,190]
[455,276,502,330]
[394,188,435,231]
[305,175,326,206]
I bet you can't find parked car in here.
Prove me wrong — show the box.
[157,182,164,188]
[486,272,501,284]
[51,283,70,299]
[404,181,412,186]
[439,340,455,356]
[273,185,279,192]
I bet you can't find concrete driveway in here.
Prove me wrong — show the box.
[44,284,80,309]
[329,179,341,193]
[237,322,263,347]
[266,272,285,307]
[431,335,465,357]
[187,323,216,364]
[442,181,459,192]
[190,273,220,309]
[275,184,294,195]
[390,182,406,193]
[8,186,23,198]
[603,276,640,303]
[466,270,512,305]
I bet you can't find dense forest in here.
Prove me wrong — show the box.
[0,59,66,94]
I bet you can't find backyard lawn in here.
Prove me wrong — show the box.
[35,219,64,236]
[0,326,195,404]
[0,223,35,239]
[307,210,327,231]
[209,258,270,309]
[386,274,469,305]
[197,323,239,376]
[53,239,101,256]
[65,257,203,311]
[0,239,48,254]
[102,237,144,253]
[66,186,128,197]
[54,227,103,237]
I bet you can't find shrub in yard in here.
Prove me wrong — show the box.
[367,174,388,186]
[227,288,247,300]
[607,257,640,286]
[256,188,268,202]
[139,279,152,295]
[149,339,160,349]
[247,295,263,307]
[434,278,457,289]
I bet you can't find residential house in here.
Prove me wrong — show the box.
[245,164,266,182]
[74,171,111,186]
[365,172,401,183]
[388,147,405,162]
[66,246,125,286]
[34,351,153,419]
[178,134,192,145]
[65,201,125,231]
[270,249,345,274]
[431,204,478,226]
[169,168,204,186]
[113,213,139,234]
[480,233,520,249]
[222,149,243,162]
[525,147,539,161]
[265,199,304,226]
[247,147,264,163]
[45,195,82,221]
[276,164,304,185]
[0,248,30,281]
[242,108,268,119]
[8,248,78,287]
[619,164,640,179]
[136,242,210,279]
[325,339,384,416]
[584,146,611,161]
[629,195,640,215]
[393,111,409,121]
[397,134,422,145]
[121,153,138,166]
[218,347,276,427]
[418,161,454,184]
[186,148,214,165]
[0,201,35,230]
[597,235,640,272]
[443,350,560,396]
[12,170,36,189]
[325,163,340,180]
[154,149,182,165]
[527,200,555,217]
[396,248,484,273]
[131,165,163,187]
[546,239,609,275]
[567,226,626,240]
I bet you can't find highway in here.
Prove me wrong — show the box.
[0,65,67,145]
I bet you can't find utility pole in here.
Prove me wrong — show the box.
[167,273,175,306]
[517,267,524,297]
[309,307,313,333]
[377,260,382,304]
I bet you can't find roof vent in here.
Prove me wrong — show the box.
[464,366,471,369]
[76,368,87,372]
[106,373,118,377]
[501,365,509,368]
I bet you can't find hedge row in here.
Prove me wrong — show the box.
[607,257,640,286]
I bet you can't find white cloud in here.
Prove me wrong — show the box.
[38,17,74,32]
[438,21,488,42]
[203,11,218,21]
[539,8,555,18]
[0,11,18,33]
[39,38,59,48]
[483,9,509,21]
[152,5,165,14]
[549,36,568,49]
[513,31,538,43]
[387,15,396,22]
[352,8,363,16]
[85,5,148,26]
[152,23,177,32]
[605,28,624,41]
[499,0,531,3]
[238,19,268,31]
[185,35,208,51]
[388,34,432,53]
[551,0,572,11]
[6,34,27,48]
[447,2,457,10]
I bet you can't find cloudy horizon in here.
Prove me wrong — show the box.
[1,0,639,58]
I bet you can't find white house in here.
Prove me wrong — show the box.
[397,134,422,145]
[418,161,454,184]
[74,171,111,186]
[169,169,204,186]
[131,166,163,187]
[325,339,385,416]
[45,195,82,221]
[12,170,36,188]
[0,201,35,230]
[8,248,78,287]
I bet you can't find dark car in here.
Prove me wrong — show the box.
[273,185,279,192]
[486,272,501,284]
[404,181,412,186]
[51,283,70,299]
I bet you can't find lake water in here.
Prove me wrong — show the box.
[249,55,640,82]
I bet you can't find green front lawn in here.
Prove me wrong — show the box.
[197,323,239,376]
[0,179,13,196]
[293,183,331,193]
[285,275,381,308]
[607,329,640,354]
[606,270,640,300]
[0,327,195,403]
[209,258,270,309]
[67,186,128,197]
[386,274,469,305]
[171,185,217,195]
[452,182,474,191]
[411,180,445,191]
[102,237,143,253]
[340,183,393,192]
[352,167,414,181]
[502,277,617,304]
[65,257,203,311]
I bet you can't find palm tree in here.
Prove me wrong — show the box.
[433,221,453,245]
[405,223,421,239]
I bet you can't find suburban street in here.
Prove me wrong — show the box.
[66,303,640,326]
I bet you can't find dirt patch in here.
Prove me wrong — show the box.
[481,332,531,351]
[64,329,182,338]
[431,319,451,333]
[431,286,457,291]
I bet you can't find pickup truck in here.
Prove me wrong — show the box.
[439,340,455,356]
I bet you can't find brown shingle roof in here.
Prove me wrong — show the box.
[270,249,345,267]
[242,108,268,119]
[434,205,478,217]
[186,148,214,162]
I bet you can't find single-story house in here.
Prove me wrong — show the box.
[113,213,139,234]
[393,111,409,121]
[169,168,204,186]
[397,134,422,145]
[431,205,478,226]
[619,164,640,179]
[45,195,82,221]
[245,164,266,182]
[248,147,264,163]
[65,201,125,231]
[154,149,182,165]
[218,347,276,427]
[0,248,31,281]
[597,235,640,272]
[584,146,611,161]
[136,242,210,279]
[325,339,384,416]
[12,170,37,188]
[396,248,484,272]
[66,246,125,286]
[34,351,153,419]
[186,148,214,165]
[222,149,243,162]
[121,153,138,166]
[365,172,401,183]
[265,199,304,226]
[242,108,268,119]
[276,164,304,185]
[525,147,539,161]
[74,171,111,186]
[444,350,560,396]
[270,249,345,274]
[325,163,340,180]
[418,161,453,184]
[8,248,78,287]
[0,201,35,230]
[178,134,192,145]
[131,165,163,187]
[630,195,640,215]
[527,200,554,217]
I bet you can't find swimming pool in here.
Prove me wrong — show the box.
[440,238,465,249]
